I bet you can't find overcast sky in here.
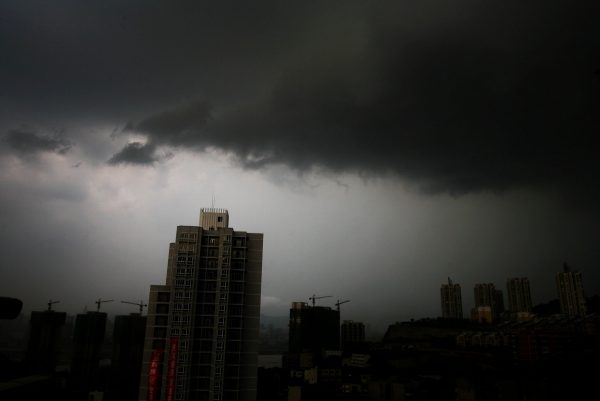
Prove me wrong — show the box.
[1,1,598,331]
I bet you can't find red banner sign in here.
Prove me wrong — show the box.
[166,337,179,401]
[147,348,164,401]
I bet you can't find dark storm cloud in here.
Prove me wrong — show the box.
[1,1,598,195]
[110,0,598,195]
[4,129,71,155]
[107,142,158,165]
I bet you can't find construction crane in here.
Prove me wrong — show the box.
[121,300,148,314]
[309,294,332,307]
[95,298,114,312]
[335,299,350,312]
[47,300,60,311]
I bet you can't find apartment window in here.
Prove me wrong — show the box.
[181,328,190,336]
[177,366,186,375]
[215,366,223,376]
[217,329,225,338]
[173,315,191,324]
[156,304,169,314]
[171,328,180,336]
[174,303,190,311]
[157,292,170,302]
[218,317,225,326]
[219,305,226,313]
[217,341,224,350]
[219,293,228,302]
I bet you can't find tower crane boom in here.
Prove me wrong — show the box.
[95,298,114,312]
[309,294,332,307]
[47,300,60,311]
[121,300,148,314]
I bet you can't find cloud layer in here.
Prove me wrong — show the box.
[2,0,598,197]
[4,129,71,156]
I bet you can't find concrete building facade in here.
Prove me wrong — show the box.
[139,208,263,401]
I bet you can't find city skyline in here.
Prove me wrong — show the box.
[1,0,599,332]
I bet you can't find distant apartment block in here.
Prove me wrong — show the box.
[340,320,365,349]
[556,263,586,317]
[473,283,501,322]
[506,278,532,313]
[288,302,340,353]
[440,277,463,319]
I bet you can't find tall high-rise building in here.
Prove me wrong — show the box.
[506,278,532,313]
[440,277,463,319]
[139,208,263,401]
[556,263,586,317]
[26,309,67,374]
[473,283,500,322]
[107,313,147,401]
[70,311,107,393]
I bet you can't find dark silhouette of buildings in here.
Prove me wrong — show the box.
[26,309,66,374]
[340,320,365,350]
[288,302,340,353]
[106,313,146,401]
[70,311,107,394]
[287,301,341,401]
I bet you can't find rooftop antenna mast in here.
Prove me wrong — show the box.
[47,300,60,311]
[95,298,114,312]
[309,294,332,307]
[121,300,148,314]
